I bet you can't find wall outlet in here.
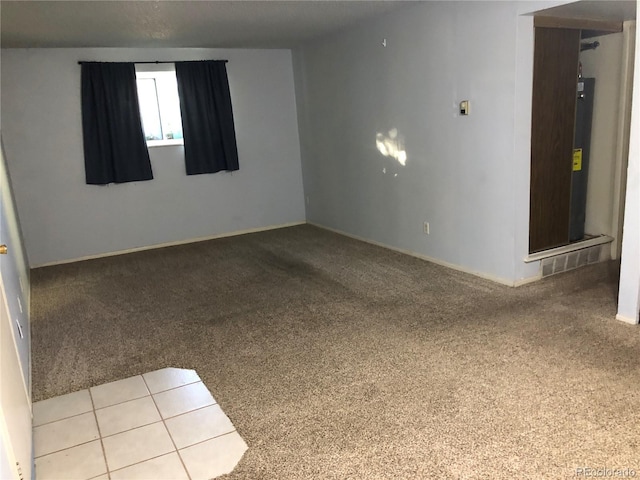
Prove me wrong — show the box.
[423,222,430,235]
[305,196,310,206]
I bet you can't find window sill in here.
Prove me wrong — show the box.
[147,139,184,148]
[524,234,613,262]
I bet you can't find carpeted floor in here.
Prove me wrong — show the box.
[31,225,640,479]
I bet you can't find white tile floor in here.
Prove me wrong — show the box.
[33,368,247,480]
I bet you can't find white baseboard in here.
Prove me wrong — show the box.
[513,273,543,287]
[33,221,306,268]
[307,222,528,287]
[36,220,545,289]
[615,314,639,325]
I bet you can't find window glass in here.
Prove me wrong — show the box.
[135,68,183,144]
[155,74,183,140]
[136,78,163,141]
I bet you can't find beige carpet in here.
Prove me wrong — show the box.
[31,225,640,479]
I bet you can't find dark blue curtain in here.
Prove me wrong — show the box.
[175,61,239,175]
[81,62,153,184]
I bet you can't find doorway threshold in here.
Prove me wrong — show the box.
[524,234,613,263]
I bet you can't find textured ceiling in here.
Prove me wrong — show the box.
[2,1,635,49]
[1,0,411,49]
[535,0,636,22]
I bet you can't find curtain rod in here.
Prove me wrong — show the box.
[77,60,228,65]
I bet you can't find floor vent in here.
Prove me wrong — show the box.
[541,245,603,278]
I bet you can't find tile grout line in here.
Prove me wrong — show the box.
[177,429,239,451]
[88,388,111,480]
[33,407,94,428]
[142,374,193,480]
[93,393,149,411]
[93,400,220,443]
[35,377,202,425]
[102,427,238,476]
[86,473,109,480]
[149,379,239,459]
[36,372,226,478]
[146,378,201,396]
[154,401,218,422]
[92,378,202,411]
[108,451,186,476]
[99,417,157,440]
[95,380,172,475]
[34,437,102,460]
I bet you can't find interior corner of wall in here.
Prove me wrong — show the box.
[514,259,541,286]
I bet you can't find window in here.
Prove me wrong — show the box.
[135,66,183,147]
[81,60,237,184]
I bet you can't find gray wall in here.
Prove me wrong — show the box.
[294,1,550,284]
[580,32,625,254]
[1,48,305,266]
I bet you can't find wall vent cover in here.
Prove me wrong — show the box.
[541,245,602,278]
